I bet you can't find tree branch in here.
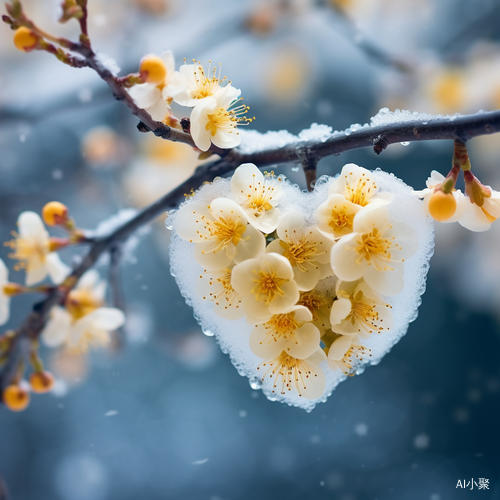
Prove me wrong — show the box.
[235,109,500,167]
[1,106,500,394]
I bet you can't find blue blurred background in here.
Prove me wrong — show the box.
[1,0,500,498]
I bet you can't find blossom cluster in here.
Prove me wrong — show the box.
[0,204,125,411]
[170,163,429,407]
[416,170,500,232]
[128,52,252,152]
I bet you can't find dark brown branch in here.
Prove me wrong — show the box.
[235,109,500,167]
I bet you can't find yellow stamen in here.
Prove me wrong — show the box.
[251,269,287,305]
[5,231,48,271]
[257,351,319,397]
[298,292,323,322]
[243,172,280,217]
[344,172,377,206]
[328,206,355,234]
[199,268,240,310]
[189,59,226,100]
[280,230,325,272]
[260,313,301,347]
[354,225,399,271]
[338,290,391,334]
[65,289,102,320]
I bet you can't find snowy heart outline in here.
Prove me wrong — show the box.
[168,169,434,411]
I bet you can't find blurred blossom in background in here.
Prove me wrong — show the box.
[1,0,500,499]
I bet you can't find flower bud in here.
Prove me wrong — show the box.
[139,55,167,84]
[30,371,55,394]
[13,27,38,52]
[428,190,457,222]
[464,170,491,208]
[42,201,69,226]
[3,384,30,412]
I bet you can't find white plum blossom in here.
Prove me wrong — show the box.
[174,198,265,270]
[330,280,393,338]
[330,205,418,295]
[257,347,327,400]
[249,305,320,360]
[315,194,362,239]
[196,265,244,320]
[414,170,466,223]
[327,334,371,375]
[42,270,125,353]
[266,211,333,291]
[459,189,500,232]
[0,259,10,326]
[128,51,185,122]
[329,163,392,208]
[174,60,240,107]
[231,163,282,233]
[7,211,69,286]
[190,90,250,151]
[231,252,299,323]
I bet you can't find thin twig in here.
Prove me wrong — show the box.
[301,155,318,192]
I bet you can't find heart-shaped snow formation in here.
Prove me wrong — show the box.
[168,165,434,411]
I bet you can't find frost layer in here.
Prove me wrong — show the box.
[169,171,434,411]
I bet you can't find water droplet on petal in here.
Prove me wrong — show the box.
[249,376,262,390]
[165,209,177,230]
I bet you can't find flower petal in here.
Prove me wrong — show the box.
[18,211,47,239]
[45,252,70,285]
[364,262,404,296]
[190,98,217,151]
[268,280,299,314]
[231,163,263,198]
[128,83,161,109]
[330,296,352,326]
[84,307,125,330]
[233,224,266,263]
[41,306,72,347]
[194,242,232,270]
[25,260,48,286]
[328,335,352,361]
[330,233,366,282]
[287,323,320,359]
[249,324,284,359]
